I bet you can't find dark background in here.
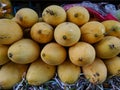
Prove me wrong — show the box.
[10,0,119,16]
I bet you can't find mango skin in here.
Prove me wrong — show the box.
[26,58,56,86]
[0,62,28,89]
[102,20,120,38]
[0,45,10,65]
[41,42,67,65]
[69,42,95,66]
[0,19,23,45]
[42,5,66,26]
[104,56,120,76]
[94,36,120,59]
[57,59,81,84]
[82,58,107,84]
[15,8,39,28]
[8,39,40,64]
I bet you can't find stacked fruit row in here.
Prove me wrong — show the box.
[0,4,120,89]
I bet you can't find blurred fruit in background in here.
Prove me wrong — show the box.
[0,0,13,19]
[115,9,120,21]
